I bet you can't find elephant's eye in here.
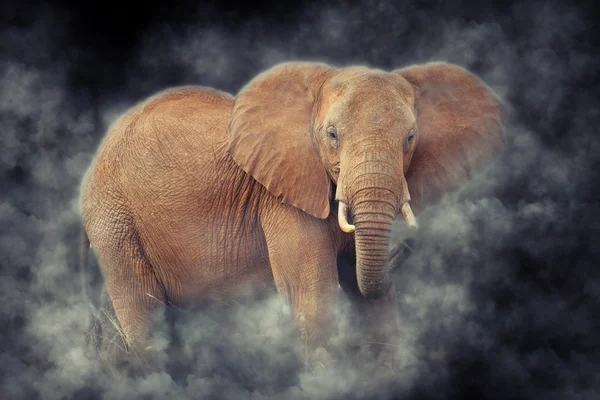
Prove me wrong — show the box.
[406,128,416,144]
[405,128,416,151]
[327,126,338,141]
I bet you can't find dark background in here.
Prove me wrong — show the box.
[1,0,599,398]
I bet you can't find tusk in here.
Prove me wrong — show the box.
[338,202,356,233]
[401,202,418,229]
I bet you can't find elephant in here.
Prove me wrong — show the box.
[79,61,504,368]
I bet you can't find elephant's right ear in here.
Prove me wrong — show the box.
[394,62,505,214]
[228,62,336,219]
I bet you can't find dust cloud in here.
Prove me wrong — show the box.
[1,0,599,398]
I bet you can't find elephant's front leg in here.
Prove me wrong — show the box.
[262,209,339,370]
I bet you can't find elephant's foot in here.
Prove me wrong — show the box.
[296,320,335,373]
[301,346,335,373]
[84,302,167,378]
[85,310,137,378]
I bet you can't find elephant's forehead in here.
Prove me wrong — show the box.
[325,69,415,127]
[328,96,411,131]
[332,70,390,91]
[333,87,402,115]
[330,68,414,102]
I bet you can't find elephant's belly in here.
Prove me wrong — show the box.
[169,251,275,304]
[141,220,275,305]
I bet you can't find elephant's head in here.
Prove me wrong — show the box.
[228,62,504,298]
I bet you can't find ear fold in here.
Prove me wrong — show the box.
[228,62,336,219]
[394,62,505,214]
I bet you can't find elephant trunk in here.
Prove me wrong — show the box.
[348,166,402,299]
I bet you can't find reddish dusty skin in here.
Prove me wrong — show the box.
[80,61,504,362]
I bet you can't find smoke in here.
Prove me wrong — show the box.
[1,0,599,398]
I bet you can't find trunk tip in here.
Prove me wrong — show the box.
[358,280,392,299]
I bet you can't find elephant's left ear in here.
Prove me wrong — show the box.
[394,62,506,214]
[228,62,336,219]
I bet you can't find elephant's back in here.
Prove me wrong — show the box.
[121,85,235,158]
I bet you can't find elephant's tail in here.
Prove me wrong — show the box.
[80,228,98,315]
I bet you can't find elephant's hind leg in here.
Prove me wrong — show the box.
[85,288,130,368]
[90,220,168,369]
